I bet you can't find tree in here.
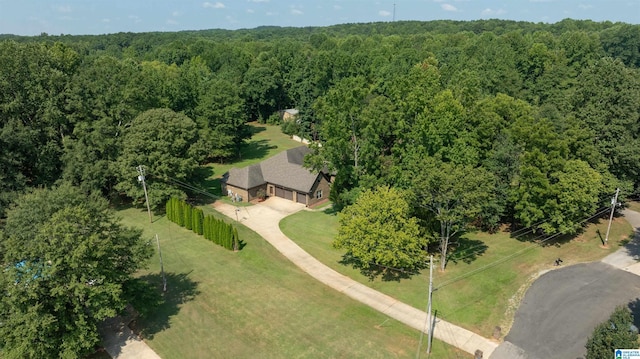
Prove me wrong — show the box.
[406,156,497,271]
[333,186,427,278]
[0,184,153,359]
[586,306,639,359]
[114,108,205,209]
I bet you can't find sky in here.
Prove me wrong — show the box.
[0,0,638,36]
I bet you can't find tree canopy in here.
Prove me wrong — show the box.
[586,305,639,359]
[333,186,428,278]
[0,18,638,272]
[0,184,153,358]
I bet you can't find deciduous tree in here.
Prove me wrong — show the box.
[0,184,153,359]
[333,186,427,278]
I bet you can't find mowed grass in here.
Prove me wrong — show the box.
[280,208,635,338]
[202,122,304,199]
[627,201,640,213]
[117,206,469,358]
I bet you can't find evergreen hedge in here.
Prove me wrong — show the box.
[165,197,240,251]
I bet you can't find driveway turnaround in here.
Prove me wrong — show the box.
[214,197,498,357]
[491,209,640,359]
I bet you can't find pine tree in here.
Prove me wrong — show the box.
[176,199,184,226]
[184,202,193,230]
[233,227,239,251]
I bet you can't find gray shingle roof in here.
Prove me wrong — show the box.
[224,146,320,193]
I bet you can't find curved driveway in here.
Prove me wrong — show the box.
[214,197,497,357]
[492,209,640,359]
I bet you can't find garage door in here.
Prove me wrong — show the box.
[275,186,293,201]
[297,192,307,204]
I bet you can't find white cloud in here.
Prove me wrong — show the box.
[441,3,458,11]
[102,18,111,23]
[172,11,181,17]
[379,10,391,17]
[167,19,178,25]
[247,8,255,13]
[333,5,342,10]
[529,0,554,2]
[265,11,277,16]
[57,5,72,13]
[203,2,225,9]
[481,8,506,16]
[578,3,594,9]
[291,9,303,15]
[129,15,141,23]
[248,0,269,2]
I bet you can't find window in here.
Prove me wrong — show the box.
[315,190,323,199]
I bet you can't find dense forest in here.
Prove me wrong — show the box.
[1,18,640,357]
[1,18,639,233]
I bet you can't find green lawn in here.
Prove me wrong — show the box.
[280,208,634,338]
[116,206,468,358]
[627,201,640,213]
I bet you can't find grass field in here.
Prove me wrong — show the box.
[627,201,640,213]
[280,207,635,338]
[116,205,469,358]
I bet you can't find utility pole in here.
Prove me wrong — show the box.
[604,188,620,246]
[156,234,167,292]
[137,165,152,223]
[426,255,434,354]
[416,255,434,359]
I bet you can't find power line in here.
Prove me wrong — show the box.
[435,206,612,290]
[445,194,616,266]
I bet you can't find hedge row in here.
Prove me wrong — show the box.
[165,197,239,251]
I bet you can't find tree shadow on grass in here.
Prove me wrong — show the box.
[238,139,277,162]
[338,254,423,282]
[128,272,200,340]
[446,237,488,265]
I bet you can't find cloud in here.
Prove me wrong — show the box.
[578,3,594,9]
[291,9,303,15]
[248,0,269,2]
[441,3,458,11]
[129,15,142,23]
[481,8,506,16]
[57,5,72,13]
[167,19,178,25]
[247,8,255,13]
[203,2,225,9]
[333,5,342,10]
[172,11,181,17]
[102,18,111,23]
[379,10,391,17]
[529,0,554,2]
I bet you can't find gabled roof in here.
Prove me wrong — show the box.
[224,146,321,193]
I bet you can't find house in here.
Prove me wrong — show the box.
[221,146,331,207]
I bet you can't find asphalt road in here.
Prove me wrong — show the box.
[499,262,640,359]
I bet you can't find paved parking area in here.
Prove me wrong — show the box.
[491,210,640,359]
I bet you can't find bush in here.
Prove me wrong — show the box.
[586,305,639,358]
[165,198,240,251]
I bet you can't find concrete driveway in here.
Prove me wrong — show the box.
[214,197,498,357]
[491,210,640,359]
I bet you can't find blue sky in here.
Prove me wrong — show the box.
[0,0,638,36]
